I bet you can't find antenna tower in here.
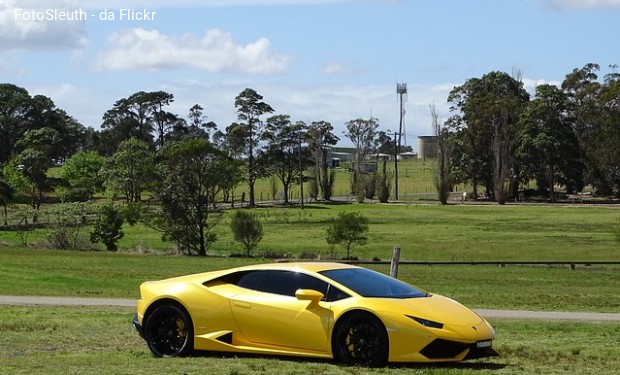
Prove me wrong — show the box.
[396,83,408,147]
[393,82,407,201]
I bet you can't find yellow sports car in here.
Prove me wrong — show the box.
[133,262,497,366]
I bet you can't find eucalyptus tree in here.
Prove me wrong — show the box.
[100,138,155,203]
[562,63,603,192]
[15,148,53,222]
[595,71,620,196]
[154,138,239,256]
[307,120,339,201]
[344,117,379,202]
[101,90,175,152]
[517,84,582,202]
[187,104,217,138]
[448,71,529,203]
[430,104,453,205]
[234,88,274,207]
[211,124,247,204]
[562,63,620,196]
[262,115,312,204]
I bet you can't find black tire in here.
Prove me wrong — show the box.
[332,311,389,367]
[144,304,194,357]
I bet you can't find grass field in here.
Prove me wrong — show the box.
[2,202,619,261]
[0,247,618,312]
[1,305,619,375]
[2,167,620,374]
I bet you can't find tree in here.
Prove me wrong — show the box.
[448,71,529,203]
[561,63,620,196]
[431,104,453,204]
[517,84,582,202]
[0,84,32,164]
[0,170,14,226]
[234,88,274,207]
[596,73,620,196]
[90,202,124,252]
[58,151,106,202]
[153,138,237,256]
[100,138,154,203]
[326,211,369,259]
[230,210,264,257]
[307,121,339,201]
[344,117,379,202]
[101,91,175,152]
[16,148,53,222]
[187,104,217,138]
[262,116,312,204]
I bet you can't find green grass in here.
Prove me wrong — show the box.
[3,203,619,261]
[2,193,619,373]
[1,203,619,311]
[0,248,618,312]
[1,305,618,375]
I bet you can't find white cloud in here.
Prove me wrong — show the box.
[94,28,292,74]
[540,0,620,9]
[0,0,87,51]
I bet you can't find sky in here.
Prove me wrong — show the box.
[1,0,619,150]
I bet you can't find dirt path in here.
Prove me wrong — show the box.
[1,295,619,322]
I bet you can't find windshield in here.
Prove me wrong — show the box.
[319,268,427,299]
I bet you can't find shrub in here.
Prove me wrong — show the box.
[90,202,124,252]
[230,210,264,257]
[326,211,369,259]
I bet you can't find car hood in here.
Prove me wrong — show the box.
[372,293,484,327]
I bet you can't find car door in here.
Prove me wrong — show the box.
[230,270,333,353]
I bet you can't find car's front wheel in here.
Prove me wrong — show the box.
[332,311,389,367]
[144,304,194,357]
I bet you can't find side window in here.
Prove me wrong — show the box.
[258,271,329,297]
[210,269,349,301]
[325,285,350,302]
[236,271,264,290]
[212,270,264,291]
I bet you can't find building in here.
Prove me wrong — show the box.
[418,136,438,160]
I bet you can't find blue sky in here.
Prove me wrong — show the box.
[1,0,619,150]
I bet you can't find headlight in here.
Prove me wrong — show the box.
[407,315,444,329]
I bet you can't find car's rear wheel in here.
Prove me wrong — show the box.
[332,311,389,367]
[144,304,194,357]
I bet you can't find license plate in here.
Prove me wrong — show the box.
[476,340,493,348]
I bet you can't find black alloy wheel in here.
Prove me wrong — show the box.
[144,304,194,357]
[332,312,389,367]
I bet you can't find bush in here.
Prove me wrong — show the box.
[326,211,369,259]
[230,210,263,257]
[90,202,124,252]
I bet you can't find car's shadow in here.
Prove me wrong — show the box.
[191,351,507,370]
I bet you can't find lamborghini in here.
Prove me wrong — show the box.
[133,262,498,366]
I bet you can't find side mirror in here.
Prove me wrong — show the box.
[295,289,324,302]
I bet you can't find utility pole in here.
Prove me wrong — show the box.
[298,130,304,210]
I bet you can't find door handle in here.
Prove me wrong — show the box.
[233,301,251,309]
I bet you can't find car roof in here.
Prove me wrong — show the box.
[149,262,362,286]
[234,262,360,273]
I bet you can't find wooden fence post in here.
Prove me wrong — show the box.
[390,246,401,278]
